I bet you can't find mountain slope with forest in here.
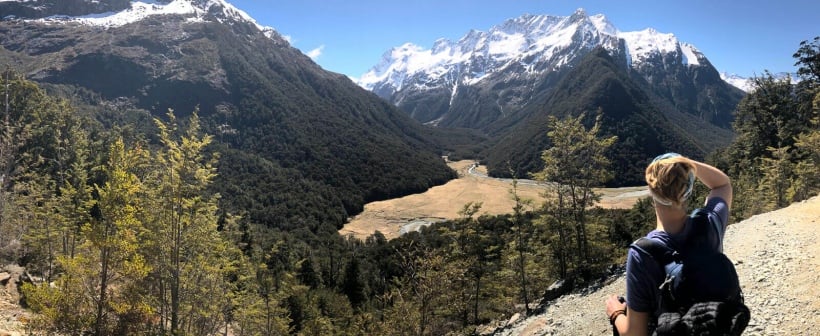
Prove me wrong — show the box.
[483,48,733,186]
[0,0,468,233]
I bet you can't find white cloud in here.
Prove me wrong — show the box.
[281,34,293,44]
[306,45,325,60]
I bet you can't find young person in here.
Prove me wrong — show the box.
[604,153,733,335]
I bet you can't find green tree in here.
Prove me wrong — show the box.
[24,138,151,335]
[342,257,368,310]
[141,109,234,335]
[508,171,534,315]
[21,101,95,281]
[532,112,617,278]
[0,71,40,262]
[791,111,820,200]
[759,146,793,210]
[723,38,819,218]
[382,245,467,335]
[453,202,481,326]
[794,36,820,84]
[728,73,796,171]
[89,138,151,336]
[230,241,293,336]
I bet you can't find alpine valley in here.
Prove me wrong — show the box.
[0,1,749,221]
[0,1,771,334]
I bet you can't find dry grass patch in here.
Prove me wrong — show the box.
[339,160,648,240]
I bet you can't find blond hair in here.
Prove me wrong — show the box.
[645,156,696,207]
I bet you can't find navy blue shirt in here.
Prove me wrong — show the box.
[625,197,729,313]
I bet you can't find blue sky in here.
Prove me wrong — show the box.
[229,0,819,80]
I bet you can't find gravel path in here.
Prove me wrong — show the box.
[495,195,820,336]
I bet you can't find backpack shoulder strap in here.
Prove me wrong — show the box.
[689,208,725,252]
[630,237,680,265]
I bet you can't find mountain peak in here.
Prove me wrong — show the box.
[569,8,587,22]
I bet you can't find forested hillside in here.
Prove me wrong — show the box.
[0,22,816,336]
[0,11,481,236]
[483,48,733,186]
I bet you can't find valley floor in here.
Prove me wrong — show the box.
[339,160,648,240]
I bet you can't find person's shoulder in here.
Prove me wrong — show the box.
[703,196,727,211]
[645,230,675,246]
[701,197,730,227]
[645,230,667,239]
[630,231,670,259]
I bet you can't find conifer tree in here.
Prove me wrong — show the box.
[342,257,368,310]
[0,71,36,262]
[25,138,151,335]
[791,110,820,200]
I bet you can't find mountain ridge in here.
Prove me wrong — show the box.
[359,8,718,99]
[356,8,743,132]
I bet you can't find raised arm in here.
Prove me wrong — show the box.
[690,160,732,209]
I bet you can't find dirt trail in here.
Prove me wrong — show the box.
[339,160,648,240]
[494,195,820,336]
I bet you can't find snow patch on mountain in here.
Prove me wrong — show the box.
[589,13,617,36]
[618,28,678,66]
[721,72,753,92]
[25,0,274,35]
[679,43,701,66]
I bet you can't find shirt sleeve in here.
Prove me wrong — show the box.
[703,196,729,231]
[702,197,729,251]
[625,247,662,313]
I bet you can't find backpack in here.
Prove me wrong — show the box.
[630,208,750,336]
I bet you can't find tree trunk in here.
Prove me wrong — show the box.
[517,224,530,314]
[473,275,481,324]
[171,213,181,335]
[95,244,110,336]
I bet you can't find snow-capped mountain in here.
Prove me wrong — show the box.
[720,72,754,92]
[359,9,621,93]
[358,8,742,130]
[720,71,799,92]
[359,9,709,91]
[1,0,278,37]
